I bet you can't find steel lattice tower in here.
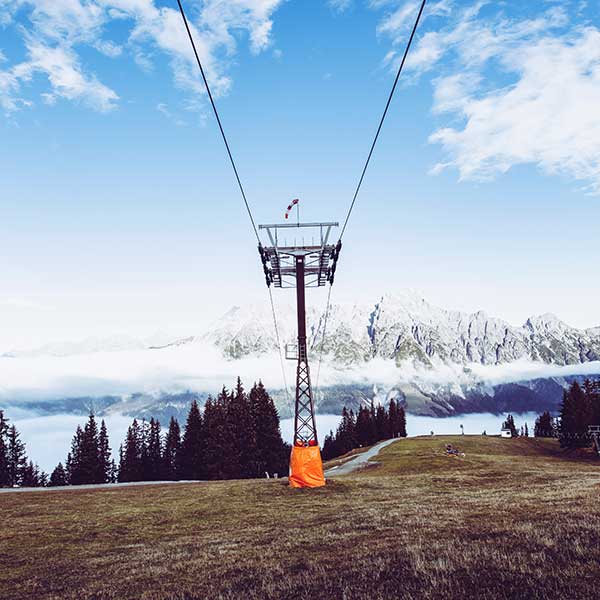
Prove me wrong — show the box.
[258,222,341,486]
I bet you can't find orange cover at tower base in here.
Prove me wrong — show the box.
[289,445,326,488]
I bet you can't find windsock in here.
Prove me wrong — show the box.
[284,198,299,219]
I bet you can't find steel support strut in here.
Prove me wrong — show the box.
[293,255,318,445]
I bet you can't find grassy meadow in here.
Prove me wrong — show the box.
[1,435,599,599]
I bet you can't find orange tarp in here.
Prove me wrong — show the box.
[289,445,326,488]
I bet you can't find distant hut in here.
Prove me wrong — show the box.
[501,428,512,439]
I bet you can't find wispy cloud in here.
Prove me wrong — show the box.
[0,0,284,116]
[372,1,600,193]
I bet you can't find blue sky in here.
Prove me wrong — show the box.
[1,0,600,349]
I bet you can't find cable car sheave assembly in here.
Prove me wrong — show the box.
[175,0,427,488]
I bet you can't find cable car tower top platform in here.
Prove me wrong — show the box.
[258,222,341,289]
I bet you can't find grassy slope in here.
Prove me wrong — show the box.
[1,436,599,600]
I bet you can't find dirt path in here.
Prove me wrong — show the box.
[325,438,400,477]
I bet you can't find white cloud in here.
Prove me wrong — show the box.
[25,38,119,111]
[0,0,284,115]
[430,28,600,191]
[373,1,600,192]
[329,0,353,12]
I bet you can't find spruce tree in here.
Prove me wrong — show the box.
[203,393,231,480]
[374,404,389,442]
[560,381,592,449]
[162,417,181,480]
[228,378,258,479]
[22,461,42,487]
[98,420,112,484]
[388,399,399,438]
[178,400,206,480]
[502,414,519,437]
[146,418,162,481]
[49,462,68,486]
[79,413,102,484]
[250,381,288,477]
[397,406,407,438]
[119,419,143,482]
[0,410,10,487]
[6,425,27,487]
[535,411,555,437]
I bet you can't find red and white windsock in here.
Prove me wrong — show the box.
[284,198,299,220]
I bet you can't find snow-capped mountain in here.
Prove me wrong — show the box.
[199,291,600,368]
[3,291,599,419]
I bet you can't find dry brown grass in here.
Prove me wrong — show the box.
[1,435,599,600]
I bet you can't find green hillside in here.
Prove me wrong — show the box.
[1,436,599,599]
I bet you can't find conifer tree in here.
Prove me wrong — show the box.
[375,404,389,441]
[49,462,68,487]
[535,411,555,437]
[22,461,43,487]
[79,414,102,484]
[398,406,407,438]
[502,414,519,437]
[321,430,337,461]
[162,417,181,480]
[178,400,206,480]
[0,410,10,487]
[559,381,592,449]
[228,378,257,479]
[146,418,162,481]
[250,381,289,477]
[6,425,27,487]
[203,393,231,480]
[98,420,112,484]
[119,419,143,482]
[66,425,84,484]
[355,405,376,447]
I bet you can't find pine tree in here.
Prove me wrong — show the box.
[22,461,43,487]
[397,406,407,438]
[560,381,592,449]
[6,425,27,487]
[79,413,102,484]
[355,405,376,447]
[228,378,257,479]
[374,404,389,442]
[178,400,206,480]
[524,422,529,438]
[203,392,232,480]
[66,426,84,484]
[146,418,162,481]
[321,430,337,460]
[98,420,112,484]
[162,417,181,480]
[49,462,68,487]
[534,411,555,437]
[139,419,151,481]
[0,409,10,487]
[502,414,519,437]
[119,419,143,482]
[250,381,289,477]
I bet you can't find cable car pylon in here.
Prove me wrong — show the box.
[258,219,342,487]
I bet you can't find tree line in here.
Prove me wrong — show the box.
[1,379,290,488]
[0,410,47,487]
[322,399,407,460]
[531,379,600,449]
[556,379,600,449]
